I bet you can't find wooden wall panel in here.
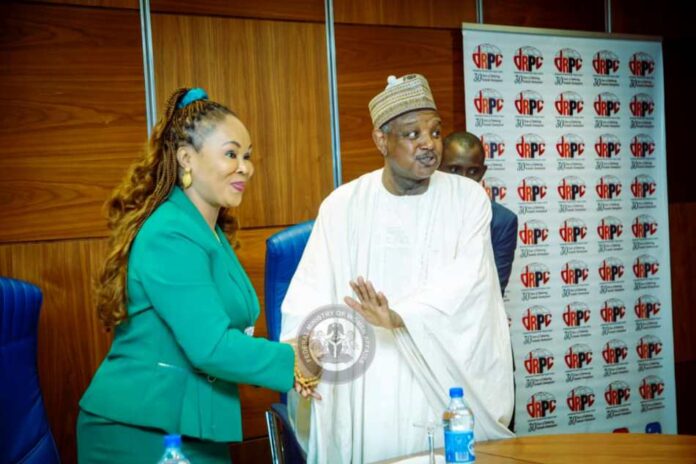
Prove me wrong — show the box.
[152,14,333,228]
[336,24,464,182]
[611,0,687,38]
[676,360,696,434]
[334,0,476,28]
[0,2,146,243]
[668,202,696,364]
[236,226,287,439]
[483,0,605,32]
[230,436,272,463]
[151,0,324,22]
[0,238,112,464]
[21,0,139,9]
[236,227,283,338]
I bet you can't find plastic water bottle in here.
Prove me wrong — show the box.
[156,434,191,464]
[443,387,475,463]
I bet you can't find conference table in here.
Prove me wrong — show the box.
[375,433,696,463]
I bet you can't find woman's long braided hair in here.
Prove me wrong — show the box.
[96,88,238,328]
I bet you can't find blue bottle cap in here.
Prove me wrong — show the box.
[449,387,464,398]
[164,434,182,448]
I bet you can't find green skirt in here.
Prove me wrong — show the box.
[77,409,231,463]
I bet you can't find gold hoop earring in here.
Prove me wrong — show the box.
[182,168,192,189]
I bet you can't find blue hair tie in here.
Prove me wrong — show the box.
[177,87,208,109]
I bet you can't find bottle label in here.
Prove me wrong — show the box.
[444,430,475,463]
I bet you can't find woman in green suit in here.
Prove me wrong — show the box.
[78,88,318,463]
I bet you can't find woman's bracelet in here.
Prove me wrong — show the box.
[294,362,321,388]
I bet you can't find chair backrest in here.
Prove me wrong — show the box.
[0,276,61,464]
[265,403,307,464]
[264,220,315,342]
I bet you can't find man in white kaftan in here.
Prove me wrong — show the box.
[280,74,514,464]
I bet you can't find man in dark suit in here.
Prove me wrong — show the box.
[439,131,518,295]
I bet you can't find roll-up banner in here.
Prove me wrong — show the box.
[462,23,676,435]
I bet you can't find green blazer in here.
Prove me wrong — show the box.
[80,186,294,442]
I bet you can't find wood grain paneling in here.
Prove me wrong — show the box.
[335,24,464,182]
[676,360,696,435]
[237,226,287,438]
[236,226,283,338]
[0,2,146,243]
[0,238,111,464]
[20,0,139,9]
[334,0,476,29]
[152,14,333,228]
[230,436,272,463]
[611,0,687,38]
[151,0,324,22]
[483,0,605,32]
[668,202,696,364]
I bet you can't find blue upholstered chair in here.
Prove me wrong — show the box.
[264,220,314,464]
[0,276,60,464]
[264,220,315,342]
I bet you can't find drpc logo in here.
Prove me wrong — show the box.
[636,335,663,360]
[524,348,554,375]
[559,218,587,243]
[522,306,552,331]
[592,50,620,75]
[565,343,593,369]
[630,93,655,117]
[482,177,507,202]
[596,176,622,199]
[557,176,586,201]
[562,302,590,327]
[598,257,625,282]
[639,376,665,400]
[631,174,657,198]
[514,46,543,72]
[527,392,557,418]
[629,52,655,77]
[567,387,595,412]
[555,91,584,116]
[594,92,621,117]
[630,134,656,158]
[473,89,504,114]
[515,90,544,115]
[600,298,626,323]
[632,214,658,239]
[556,133,585,158]
[633,255,659,279]
[516,133,546,158]
[554,48,583,74]
[597,216,623,241]
[560,261,589,285]
[605,381,631,406]
[635,295,661,319]
[518,177,547,202]
[595,134,621,159]
[480,133,505,159]
[472,43,503,70]
[519,220,549,245]
[603,339,628,365]
[520,263,551,288]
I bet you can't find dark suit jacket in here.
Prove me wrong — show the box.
[491,201,518,294]
[80,186,294,442]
